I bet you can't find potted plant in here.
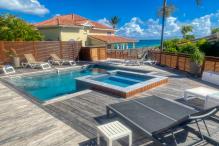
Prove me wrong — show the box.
[3,48,20,67]
[190,49,204,76]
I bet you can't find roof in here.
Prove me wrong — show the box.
[88,35,136,43]
[35,14,113,30]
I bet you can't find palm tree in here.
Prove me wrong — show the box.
[181,25,193,38]
[159,0,175,51]
[211,28,219,34]
[159,0,202,51]
[109,16,120,29]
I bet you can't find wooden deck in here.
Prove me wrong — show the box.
[0,65,219,146]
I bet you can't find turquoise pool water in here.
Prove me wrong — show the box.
[7,66,108,101]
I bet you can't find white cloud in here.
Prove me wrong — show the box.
[0,0,49,16]
[97,18,112,28]
[117,10,219,39]
[117,17,145,37]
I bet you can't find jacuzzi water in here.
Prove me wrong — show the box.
[95,72,154,87]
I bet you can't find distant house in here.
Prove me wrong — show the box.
[35,14,136,48]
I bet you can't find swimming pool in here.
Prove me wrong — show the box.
[3,64,167,101]
[5,65,112,101]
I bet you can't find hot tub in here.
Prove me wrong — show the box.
[76,70,168,98]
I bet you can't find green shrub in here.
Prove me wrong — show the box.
[178,42,198,54]
[190,49,205,65]
[0,14,43,41]
[163,39,180,51]
[164,47,178,53]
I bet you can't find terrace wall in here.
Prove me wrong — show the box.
[148,51,219,73]
[0,41,82,63]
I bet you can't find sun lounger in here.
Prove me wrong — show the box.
[22,54,51,70]
[125,51,157,66]
[1,65,15,74]
[184,87,219,107]
[106,96,219,145]
[49,54,76,66]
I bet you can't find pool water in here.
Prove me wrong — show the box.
[7,67,104,101]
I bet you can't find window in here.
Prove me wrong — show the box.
[107,32,112,35]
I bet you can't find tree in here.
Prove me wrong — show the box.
[0,14,43,41]
[159,0,201,51]
[211,28,219,34]
[181,25,194,39]
[158,0,175,51]
[109,16,120,29]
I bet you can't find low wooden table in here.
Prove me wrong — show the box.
[97,121,132,146]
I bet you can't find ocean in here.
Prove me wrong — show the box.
[128,40,160,49]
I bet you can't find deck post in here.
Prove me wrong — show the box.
[0,41,4,62]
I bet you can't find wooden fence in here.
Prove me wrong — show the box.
[148,51,219,73]
[107,47,156,59]
[0,41,82,63]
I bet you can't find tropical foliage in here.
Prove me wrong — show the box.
[211,28,219,34]
[181,25,195,40]
[0,14,43,41]
[159,0,201,50]
[109,16,120,29]
[163,39,205,65]
[157,4,175,18]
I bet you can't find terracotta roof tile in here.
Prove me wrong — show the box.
[35,14,112,30]
[88,35,136,43]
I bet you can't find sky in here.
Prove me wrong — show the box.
[0,0,219,40]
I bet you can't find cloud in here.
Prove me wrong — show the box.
[117,17,144,37]
[0,0,49,16]
[97,18,112,28]
[117,10,219,39]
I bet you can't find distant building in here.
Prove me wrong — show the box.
[35,14,136,48]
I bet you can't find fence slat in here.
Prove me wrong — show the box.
[0,41,82,63]
[149,50,219,74]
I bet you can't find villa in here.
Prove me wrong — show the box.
[35,14,136,49]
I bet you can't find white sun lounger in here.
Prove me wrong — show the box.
[2,65,16,74]
[184,87,219,107]
[49,54,76,66]
[22,54,51,70]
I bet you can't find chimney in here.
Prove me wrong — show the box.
[72,14,75,24]
[57,16,60,25]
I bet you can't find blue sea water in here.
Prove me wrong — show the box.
[128,40,160,48]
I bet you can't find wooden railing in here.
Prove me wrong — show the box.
[149,51,219,73]
[0,41,82,63]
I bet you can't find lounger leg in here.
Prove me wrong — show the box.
[203,120,211,136]
[97,132,100,145]
[195,120,204,140]
[107,139,112,146]
[129,133,132,146]
[106,107,110,118]
[171,131,178,145]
